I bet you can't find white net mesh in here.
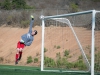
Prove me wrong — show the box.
[51,18,90,70]
[41,11,100,73]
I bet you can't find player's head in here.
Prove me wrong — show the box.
[32,30,37,36]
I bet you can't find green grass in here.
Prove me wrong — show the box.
[0,64,39,71]
[0,65,98,75]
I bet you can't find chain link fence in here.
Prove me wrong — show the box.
[0,9,69,28]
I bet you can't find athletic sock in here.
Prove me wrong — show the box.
[19,52,22,60]
[15,53,19,62]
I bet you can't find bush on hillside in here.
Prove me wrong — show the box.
[27,56,33,64]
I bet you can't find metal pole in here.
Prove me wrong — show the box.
[44,10,93,19]
[91,10,96,75]
[56,9,58,26]
[41,15,45,71]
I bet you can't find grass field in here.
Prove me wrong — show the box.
[0,65,93,75]
[0,65,100,75]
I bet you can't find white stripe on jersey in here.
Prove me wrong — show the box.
[27,33,31,38]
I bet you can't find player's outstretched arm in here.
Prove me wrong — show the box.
[28,15,34,33]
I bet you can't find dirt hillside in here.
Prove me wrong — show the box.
[0,26,100,66]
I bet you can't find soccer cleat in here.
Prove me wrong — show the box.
[18,59,21,61]
[31,15,34,20]
[18,57,21,61]
[15,61,18,65]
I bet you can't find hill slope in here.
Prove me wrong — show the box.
[0,26,100,67]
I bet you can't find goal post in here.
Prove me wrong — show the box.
[40,10,100,75]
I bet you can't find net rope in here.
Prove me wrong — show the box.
[51,18,91,71]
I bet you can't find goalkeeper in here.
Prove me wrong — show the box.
[15,15,37,64]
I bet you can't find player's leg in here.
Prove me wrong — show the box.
[18,51,22,61]
[15,41,25,64]
[18,43,25,61]
[15,49,19,64]
[15,41,20,64]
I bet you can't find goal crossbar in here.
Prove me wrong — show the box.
[41,10,93,19]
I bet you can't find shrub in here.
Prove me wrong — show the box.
[36,52,40,56]
[0,0,34,10]
[70,2,78,12]
[34,58,38,63]
[68,55,72,58]
[24,5,34,9]
[56,58,62,68]
[20,20,30,28]
[44,56,56,67]
[95,51,100,70]
[78,55,83,60]
[54,45,61,49]
[27,56,33,64]
[66,62,74,69]
[54,45,56,48]
[1,0,12,10]
[72,55,87,70]
[95,62,100,71]
[85,45,90,49]
[95,47,98,51]
[56,52,61,59]
[0,57,4,63]
[74,59,87,70]
[56,46,60,49]
[44,47,48,53]
[7,15,13,25]
[64,50,69,57]
[56,57,69,68]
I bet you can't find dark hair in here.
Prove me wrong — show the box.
[34,30,37,35]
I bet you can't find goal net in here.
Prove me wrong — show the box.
[40,10,100,74]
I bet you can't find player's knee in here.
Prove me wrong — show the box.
[16,48,21,53]
[16,48,23,52]
[16,50,19,54]
[19,48,23,52]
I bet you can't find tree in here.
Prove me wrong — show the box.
[12,0,26,9]
[70,2,78,13]
[1,0,12,10]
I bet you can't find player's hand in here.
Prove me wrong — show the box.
[31,15,34,20]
